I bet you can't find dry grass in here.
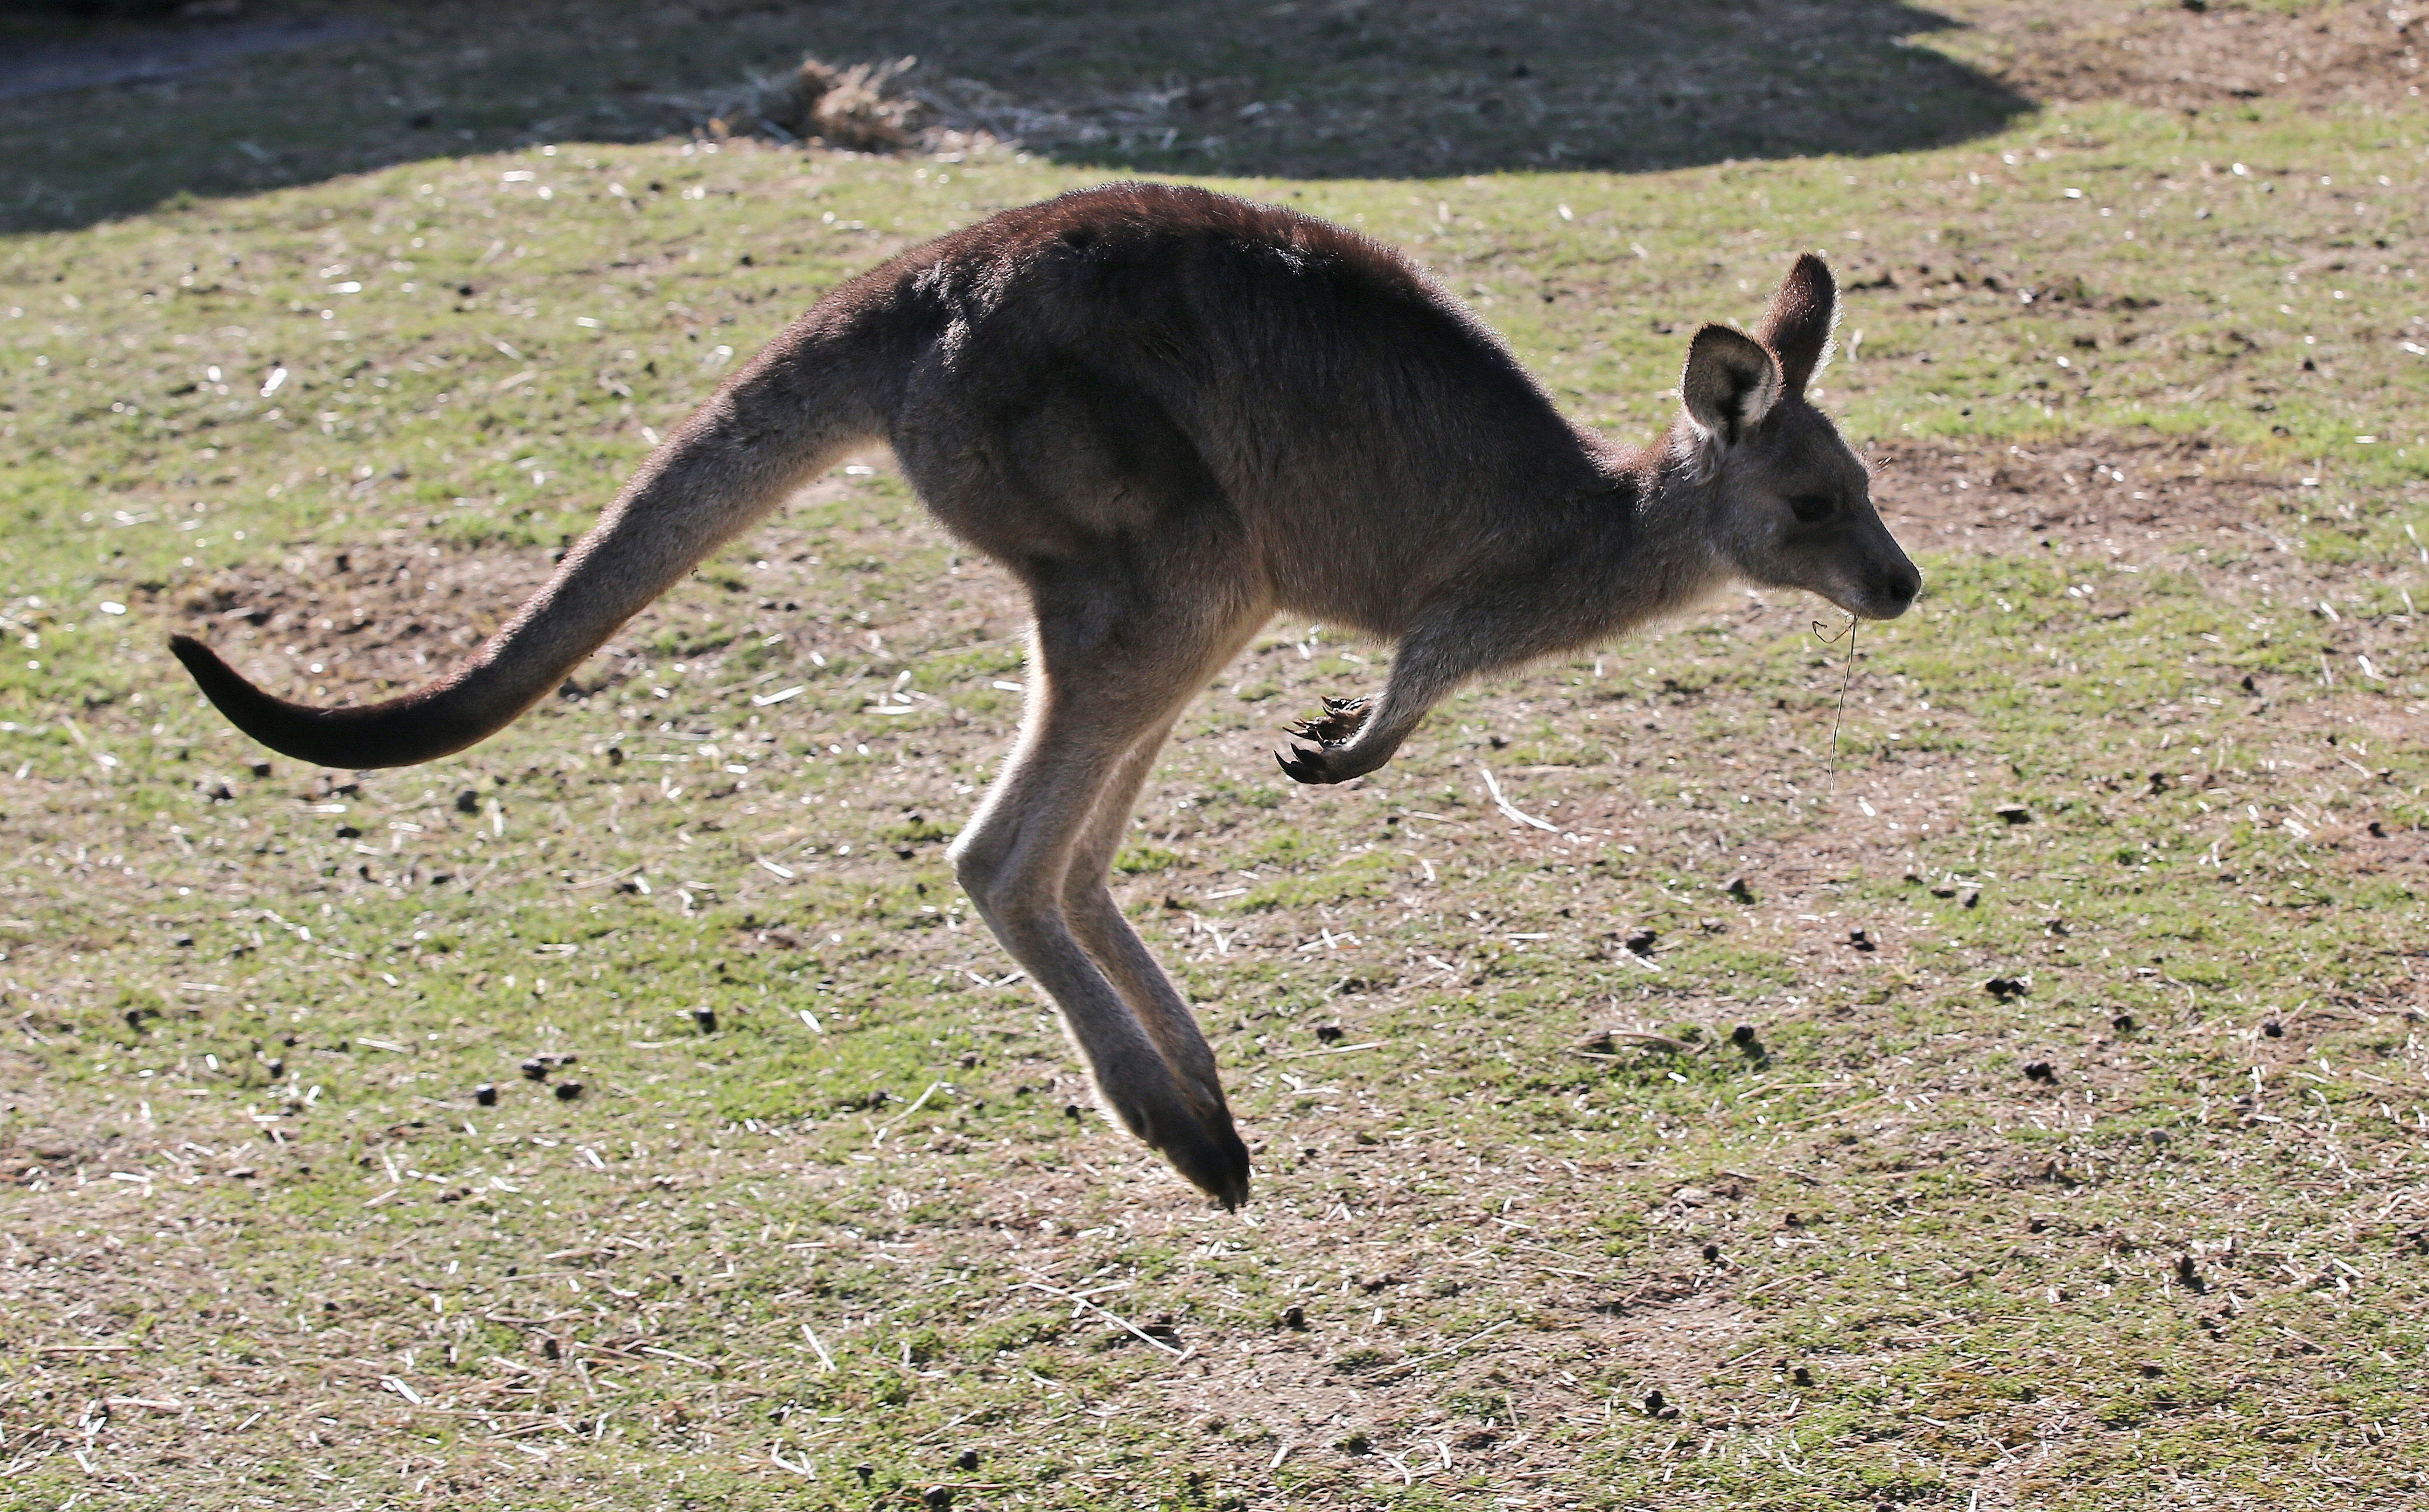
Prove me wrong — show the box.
[680,55,938,154]
[1,2,2426,1508]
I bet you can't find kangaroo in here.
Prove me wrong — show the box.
[172,183,1919,1208]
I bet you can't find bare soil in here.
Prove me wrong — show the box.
[1950,0,2429,114]
[1869,433,2354,584]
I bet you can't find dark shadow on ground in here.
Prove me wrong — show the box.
[0,11,380,104]
[1,0,2035,235]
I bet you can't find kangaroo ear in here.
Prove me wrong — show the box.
[1680,324,1781,446]
[1758,253,1838,395]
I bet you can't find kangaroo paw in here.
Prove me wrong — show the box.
[1278,695,1375,785]
[1284,694,1371,746]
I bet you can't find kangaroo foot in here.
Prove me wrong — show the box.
[1275,696,1373,785]
[1159,1108,1253,1209]
[1105,1083,1253,1208]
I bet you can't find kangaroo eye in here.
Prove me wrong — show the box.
[1788,494,1836,524]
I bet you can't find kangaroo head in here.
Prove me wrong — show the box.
[1673,254,1920,621]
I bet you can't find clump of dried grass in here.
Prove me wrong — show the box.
[685,54,937,153]
[764,57,925,150]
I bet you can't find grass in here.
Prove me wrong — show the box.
[3,2,2428,1508]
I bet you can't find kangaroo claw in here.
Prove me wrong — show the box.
[1276,695,1373,783]
[1276,741,1334,784]
[1294,694,1370,745]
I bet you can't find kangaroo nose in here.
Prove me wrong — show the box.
[1878,562,1922,617]
[1875,564,1914,617]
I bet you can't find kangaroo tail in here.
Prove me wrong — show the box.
[171,316,895,769]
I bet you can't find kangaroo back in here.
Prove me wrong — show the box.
[172,294,916,769]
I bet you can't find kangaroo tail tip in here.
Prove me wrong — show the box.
[169,631,440,770]
[169,631,311,759]
[167,631,244,706]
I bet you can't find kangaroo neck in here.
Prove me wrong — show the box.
[1570,433,1728,640]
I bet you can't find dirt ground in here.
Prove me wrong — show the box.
[1948,0,2428,113]
[5,2,2426,1503]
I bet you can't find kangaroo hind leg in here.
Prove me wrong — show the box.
[1059,611,1264,1163]
[951,578,1259,1205]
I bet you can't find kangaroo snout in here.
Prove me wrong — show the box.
[1809,547,1919,622]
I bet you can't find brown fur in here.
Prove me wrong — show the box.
[172,183,1919,1206]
